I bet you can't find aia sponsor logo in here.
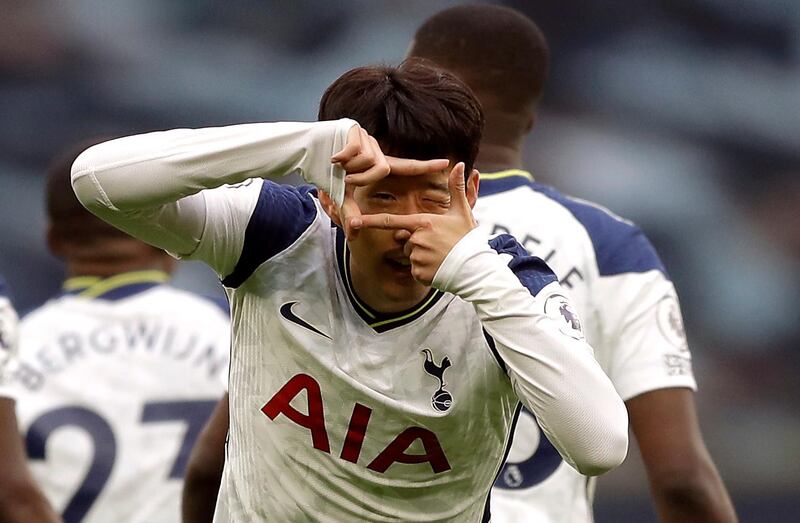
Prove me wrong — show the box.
[261,373,451,474]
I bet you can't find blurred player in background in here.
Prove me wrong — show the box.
[72,60,628,522]
[0,276,61,522]
[408,4,737,523]
[9,142,230,523]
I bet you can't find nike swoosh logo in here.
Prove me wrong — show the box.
[279,302,331,340]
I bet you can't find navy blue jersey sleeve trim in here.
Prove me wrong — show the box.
[488,234,558,297]
[531,183,667,277]
[484,234,558,374]
[483,330,506,373]
[222,182,318,288]
[482,402,523,523]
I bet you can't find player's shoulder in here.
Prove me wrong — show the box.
[221,181,325,288]
[139,285,230,320]
[530,183,666,277]
[481,173,665,277]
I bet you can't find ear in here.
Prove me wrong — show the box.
[317,190,343,228]
[466,169,480,209]
[524,107,538,133]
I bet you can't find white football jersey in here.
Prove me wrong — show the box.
[10,271,230,523]
[0,274,19,399]
[70,120,630,522]
[475,170,697,523]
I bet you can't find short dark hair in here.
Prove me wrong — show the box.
[318,59,484,174]
[408,4,549,112]
[46,137,138,245]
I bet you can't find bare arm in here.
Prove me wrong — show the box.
[182,394,229,523]
[627,388,737,523]
[0,399,61,523]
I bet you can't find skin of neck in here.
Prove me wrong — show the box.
[65,257,175,279]
[56,240,176,279]
[473,108,531,174]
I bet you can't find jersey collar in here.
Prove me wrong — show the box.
[478,169,535,196]
[334,227,443,333]
[62,270,169,301]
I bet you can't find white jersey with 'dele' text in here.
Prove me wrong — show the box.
[475,170,697,523]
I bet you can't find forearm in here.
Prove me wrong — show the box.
[0,401,61,523]
[182,471,223,523]
[71,120,355,255]
[650,464,738,523]
[628,388,738,523]
[433,230,629,475]
[182,394,228,523]
[0,485,61,523]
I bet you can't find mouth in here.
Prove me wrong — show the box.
[385,256,413,276]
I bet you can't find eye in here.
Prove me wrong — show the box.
[372,193,396,201]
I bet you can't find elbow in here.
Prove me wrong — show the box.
[70,145,111,214]
[574,426,629,477]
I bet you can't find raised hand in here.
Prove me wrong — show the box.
[330,125,449,240]
[352,162,477,285]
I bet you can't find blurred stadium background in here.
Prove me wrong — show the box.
[1,1,798,520]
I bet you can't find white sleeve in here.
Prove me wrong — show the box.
[71,119,357,276]
[0,294,19,400]
[432,229,629,476]
[595,272,697,401]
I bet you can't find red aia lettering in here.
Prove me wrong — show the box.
[340,402,372,463]
[261,373,330,453]
[262,374,451,474]
[367,427,451,473]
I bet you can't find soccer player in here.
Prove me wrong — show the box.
[407,5,738,523]
[9,143,231,523]
[71,60,628,522]
[0,276,61,523]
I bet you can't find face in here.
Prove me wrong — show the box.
[347,170,453,311]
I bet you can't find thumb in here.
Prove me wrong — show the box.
[447,162,469,215]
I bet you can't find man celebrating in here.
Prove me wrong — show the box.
[408,5,737,523]
[72,60,627,522]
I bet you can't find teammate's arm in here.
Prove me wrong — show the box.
[356,165,629,476]
[595,235,737,521]
[629,388,737,522]
[182,394,229,523]
[0,400,62,523]
[0,290,61,523]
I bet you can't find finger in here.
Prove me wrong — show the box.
[447,162,469,214]
[387,157,450,176]
[353,213,432,232]
[393,229,412,243]
[340,185,362,240]
[331,126,364,164]
[345,161,391,186]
